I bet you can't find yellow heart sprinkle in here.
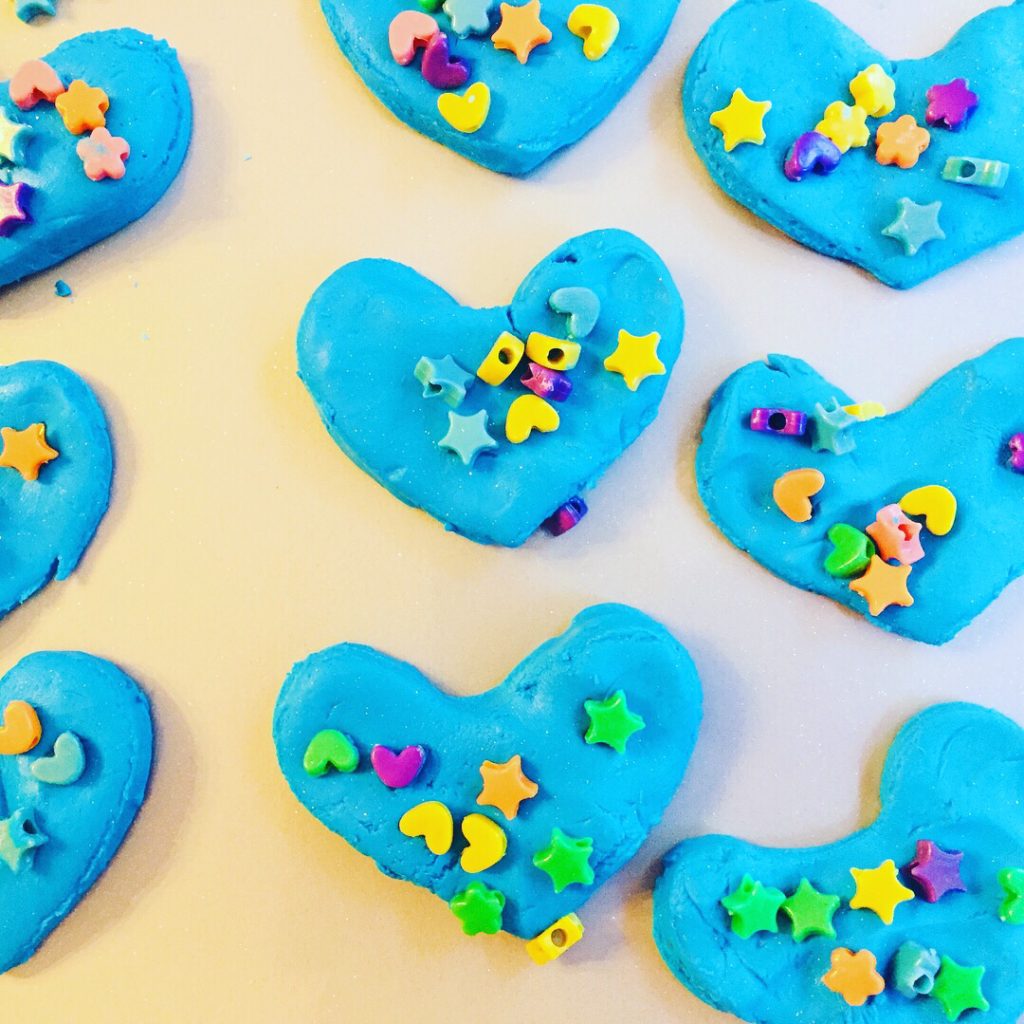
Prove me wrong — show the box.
[438,82,491,134]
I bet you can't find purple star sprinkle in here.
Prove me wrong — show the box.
[926,79,979,131]
[907,840,966,902]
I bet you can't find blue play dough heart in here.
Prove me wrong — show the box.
[273,605,702,939]
[298,229,684,547]
[0,29,191,291]
[319,0,680,175]
[0,652,152,973]
[654,703,1024,1024]
[0,361,112,622]
[696,338,1024,645]
[684,0,1024,288]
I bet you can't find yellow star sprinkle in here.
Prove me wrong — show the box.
[604,330,665,391]
[709,89,772,152]
[0,423,59,481]
[0,110,29,165]
[849,859,915,924]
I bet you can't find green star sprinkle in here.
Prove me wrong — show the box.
[449,881,505,936]
[583,689,645,754]
[932,956,990,1022]
[721,874,786,939]
[0,808,47,873]
[532,827,595,893]
[810,398,857,456]
[882,197,946,257]
[998,867,1024,924]
[780,878,840,942]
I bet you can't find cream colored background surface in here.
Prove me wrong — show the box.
[1,1,1022,1020]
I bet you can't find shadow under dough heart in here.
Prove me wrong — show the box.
[0,29,192,291]
[0,652,152,973]
[0,361,112,623]
[684,0,1024,288]
[298,229,684,547]
[273,604,702,943]
[319,0,681,175]
[696,338,1024,645]
[654,703,1024,1024]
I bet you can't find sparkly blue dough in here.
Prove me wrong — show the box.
[273,604,702,939]
[0,361,112,622]
[0,29,192,291]
[653,703,1024,1024]
[0,652,152,973]
[297,229,684,547]
[318,0,680,175]
[696,339,1024,645]
[684,0,1024,288]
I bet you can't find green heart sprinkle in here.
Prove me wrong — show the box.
[303,729,359,777]
[824,523,876,579]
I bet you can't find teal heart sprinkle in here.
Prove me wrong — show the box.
[30,731,85,786]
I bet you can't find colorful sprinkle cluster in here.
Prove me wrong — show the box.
[300,686,645,959]
[710,67,1008,259]
[386,1,621,135]
[721,839,1012,1019]
[1,59,131,237]
[750,401,967,618]
[413,285,664,536]
[0,698,87,872]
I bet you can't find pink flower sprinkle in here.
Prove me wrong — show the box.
[76,127,130,182]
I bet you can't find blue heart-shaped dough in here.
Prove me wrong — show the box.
[654,703,1024,1024]
[298,229,684,547]
[0,361,112,622]
[0,29,191,291]
[0,651,152,973]
[273,604,702,939]
[319,0,680,175]
[696,338,1024,644]
[684,0,1024,288]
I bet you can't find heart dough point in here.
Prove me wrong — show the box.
[318,0,681,174]
[696,339,1024,644]
[0,362,112,624]
[297,230,685,547]
[0,29,192,291]
[0,652,153,973]
[684,0,1024,287]
[273,604,702,939]
[654,703,1024,1024]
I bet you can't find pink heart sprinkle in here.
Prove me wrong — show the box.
[10,59,65,112]
[370,744,426,788]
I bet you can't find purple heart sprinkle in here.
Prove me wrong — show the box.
[420,33,470,90]
[371,744,427,788]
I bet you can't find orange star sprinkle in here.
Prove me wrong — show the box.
[875,114,931,169]
[848,556,914,616]
[55,80,109,136]
[0,423,59,481]
[822,948,885,1007]
[477,755,539,820]
[492,0,552,64]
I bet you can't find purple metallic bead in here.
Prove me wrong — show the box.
[784,131,843,182]
[1009,433,1024,472]
[420,32,470,89]
[545,496,588,537]
[750,407,808,437]
[522,362,573,403]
